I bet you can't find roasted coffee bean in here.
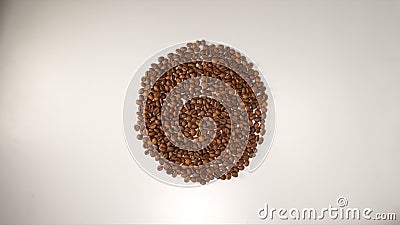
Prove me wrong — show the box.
[134,40,269,185]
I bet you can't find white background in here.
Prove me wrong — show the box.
[0,0,399,224]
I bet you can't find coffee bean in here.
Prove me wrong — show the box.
[134,40,269,185]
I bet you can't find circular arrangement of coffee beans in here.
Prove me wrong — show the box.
[134,40,268,185]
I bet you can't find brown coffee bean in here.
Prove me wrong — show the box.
[134,40,269,185]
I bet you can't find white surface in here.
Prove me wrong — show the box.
[123,40,276,187]
[0,0,399,224]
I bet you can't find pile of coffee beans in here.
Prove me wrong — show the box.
[134,40,268,185]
